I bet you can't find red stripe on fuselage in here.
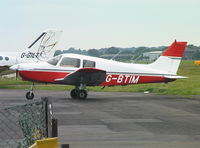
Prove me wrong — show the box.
[19,71,70,83]
[19,70,175,85]
[101,74,174,86]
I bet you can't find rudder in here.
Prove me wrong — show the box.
[149,41,187,74]
[20,29,62,61]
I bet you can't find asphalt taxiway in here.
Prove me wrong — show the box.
[1,89,200,148]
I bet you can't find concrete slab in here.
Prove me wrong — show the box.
[1,89,200,148]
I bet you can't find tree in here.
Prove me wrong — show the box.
[105,47,119,54]
[54,50,62,56]
[87,49,100,57]
[192,50,200,60]
[188,44,198,49]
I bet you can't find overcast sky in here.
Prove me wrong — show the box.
[0,0,200,52]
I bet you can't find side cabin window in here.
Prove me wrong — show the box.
[60,57,80,68]
[5,57,9,61]
[47,55,62,66]
[83,60,95,68]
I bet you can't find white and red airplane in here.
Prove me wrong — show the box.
[11,40,187,100]
[0,29,62,75]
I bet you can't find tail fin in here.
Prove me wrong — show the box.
[149,40,187,74]
[20,29,62,61]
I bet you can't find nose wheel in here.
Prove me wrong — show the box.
[70,89,87,100]
[26,91,34,100]
[26,82,35,100]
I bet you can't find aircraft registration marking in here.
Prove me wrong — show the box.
[105,74,140,84]
[21,52,42,58]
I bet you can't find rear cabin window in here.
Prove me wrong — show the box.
[47,55,62,66]
[83,60,95,68]
[60,57,80,68]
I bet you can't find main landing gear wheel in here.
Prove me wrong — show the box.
[70,89,79,99]
[26,91,34,100]
[70,89,87,100]
[78,90,87,100]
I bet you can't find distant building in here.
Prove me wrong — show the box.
[143,51,163,61]
[1,73,16,78]
[183,47,196,60]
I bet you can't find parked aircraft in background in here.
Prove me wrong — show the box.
[0,29,62,75]
[11,40,187,100]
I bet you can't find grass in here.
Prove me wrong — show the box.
[0,60,200,96]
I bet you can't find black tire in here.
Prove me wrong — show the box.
[70,89,78,99]
[26,91,34,100]
[78,90,87,100]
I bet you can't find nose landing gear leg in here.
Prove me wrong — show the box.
[26,82,35,100]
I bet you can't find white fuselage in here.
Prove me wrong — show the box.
[13,53,180,86]
[0,51,39,67]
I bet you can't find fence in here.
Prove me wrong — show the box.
[0,98,53,148]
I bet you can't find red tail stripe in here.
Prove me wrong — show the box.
[162,41,187,57]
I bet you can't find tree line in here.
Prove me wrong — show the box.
[54,44,200,60]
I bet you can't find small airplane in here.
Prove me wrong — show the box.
[11,40,187,100]
[0,29,62,75]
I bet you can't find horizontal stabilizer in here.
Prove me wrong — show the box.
[164,75,188,79]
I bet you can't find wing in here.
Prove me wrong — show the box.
[55,68,106,86]
[0,66,14,76]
